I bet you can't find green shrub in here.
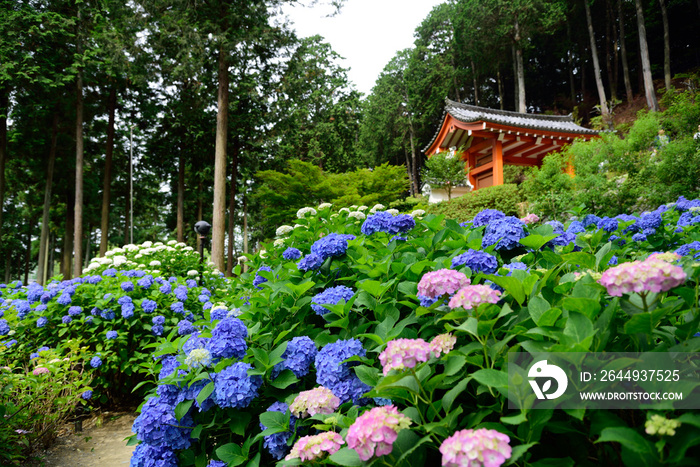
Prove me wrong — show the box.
[426,183,521,221]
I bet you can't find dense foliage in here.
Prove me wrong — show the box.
[112,197,700,466]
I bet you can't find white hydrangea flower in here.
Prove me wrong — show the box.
[142,241,153,248]
[350,205,358,210]
[141,248,153,256]
[410,209,426,218]
[124,244,139,252]
[135,254,143,259]
[369,204,385,213]
[138,264,146,268]
[113,256,127,266]
[167,240,177,245]
[105,250,115,257]
[183,246,194,252]
[149,260,161,267]
[170,259,176,263]
[228,308,242,317]
[151,270,160,274]
[154,242,164,247]
[339,208,350,214]
[348,211,366,220]
[274,238,285,247]
[166,246,175,252]
[276,225,294,237]
[357,205,368,211]
[100,257,113,265]
[294,224,307,229]
[237,256,248,264]
[387,209,399,215]
[187,270,199,276]
[330,214,339,219]
[176,242,186,248]
[259,249,267,258]
[208,261,216,267]
[318,202,332,210]
[296,207,317,218]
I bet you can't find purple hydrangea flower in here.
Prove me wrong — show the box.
[311,233,356,260]
[37,317,48,328]
[174,285,188,301]
[472,209,505,227]
[274,336,318,378]
[297,254,324,272]
[159,282,172,294]
[482,217,527,250]
[130,442,179,467]
[68,306,82,316]
[178,320,196,336]
[90,356,103,368]
[61,315,72,324]
[253,266,272,289]
[138,275,154,289]
[142,299,157,314]
[81,390,93,400]
[132,397,193,450]
[205,317,248,360]
[106,330,118,340]
[121,282,134,292]
[315,339,370,404]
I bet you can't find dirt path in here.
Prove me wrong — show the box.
[40,412,137,467]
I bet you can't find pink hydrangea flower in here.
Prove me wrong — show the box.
[285,431,344,461]
[598,255,686,297]
[448,285,502,310]
[289,386,341,418]
[440,428,512,467]
[32,367,50,375]
[430,333,457,358]
[520,213,540,225]
[418,269,470,299]
[379,338,432,375]
[346,406,412,461]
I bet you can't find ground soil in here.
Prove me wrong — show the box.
[38,411,137,467]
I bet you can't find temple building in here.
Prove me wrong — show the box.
[423,99,599,192]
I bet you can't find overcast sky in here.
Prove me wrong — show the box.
[282,0,446,96]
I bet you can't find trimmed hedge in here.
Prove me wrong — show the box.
[426,184,522,221]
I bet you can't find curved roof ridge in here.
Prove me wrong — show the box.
[445,98,575,122]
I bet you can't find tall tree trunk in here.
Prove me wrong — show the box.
[242,194,248,255]
[471,59,479,106]
[634,0,659,110]
[0,86,7,237]
[177,154,185,243]
[62,196,74,279]
[84,224,92,268]
[226,140,239,277]
[512,46,519,110]
[514,18,526,113]
[659,0,671,90]
[497,68,505,110]
[566,22,577,104]
[196,178,203,252]
[211,45,228,272]
[408,124,419,196]
[48,233,55,281]
[584,0,610,121]
[404,148,414,197]
[605,0,618,101]
[24,219,32,285]
[99,87,117,256]
[124,183,131,244]
[73,68,84,277]
[37,112,58,285]
[618,0,634,103]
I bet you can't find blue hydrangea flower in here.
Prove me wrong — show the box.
[546,220,565,233]
[159,282,172,294]
[282,247,302,260]
[37,317,48,328]
[26,284,44,303]
[639,212,662,230]
[121,282,135,292]
[30,352,39,359]
[90,356,103,368]
[253,266,272,289]
[138,275,154,289]
[482,217,527,250]
[68,306,82,316]
[582,214,601,228]
[81,390,93,400]
[548,231,577,248]
[315,338,368,403]
[85,316,93,324]
[330,375,371,405]
[86,275,102,285]
[61,315,72,324]
[106,330,118,340]
[213,362,262,409]
[152,315,165,326]
[130,443,179,467]
[311,286,355,315]
[361,211,394,235]
[297,254,324,272]
[389,214,415,234]
[597,217,619,233]
[472,209,505,227]
[178,320,196,336]
[142,299,157,314]
[273,336,317,378]
[608,255,618,266]
[567,221,585,234]
[675,196,700,211]
[206,317,247,360]
[260,401,296,460]
[186,279,197,288]
[677,211,700,227]
[170,302,185,314]
[418,294,439,307]
[452,249,498,274]
[57,292,72,305]
[676,241,700,259]
[504,262,528,275]
[207,461,227,467]
[311,233,356,259]
[102,268,117,277]
[132,397,193,450]
[174,285,188,301]
[101,310,115,320]
[632,232,647,242]
[152,325,164,337]
[13,300,31,319]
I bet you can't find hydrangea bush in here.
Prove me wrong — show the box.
[126,200,700,466]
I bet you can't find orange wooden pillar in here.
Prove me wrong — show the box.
[493,139,504,185]
[467,151,476,188]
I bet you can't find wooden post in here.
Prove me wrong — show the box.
[467,151,476,189]
[493,139,504,186]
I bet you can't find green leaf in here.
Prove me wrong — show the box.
[328,447,363,466]
[596,427,656,456]
[174,399,194,422]
[562,252,596,270]
[354,365,381,387]
[528,295,551,325]
[443,378,469,413]
[259,411,288,434]
[215,443,247,466]
[196,381,214,406]
[271,369,298,389]
[623,313,654,335]
[484,275,526,305]
[471,369,508,390]
[519,234,559,250]
[563,312,595,346]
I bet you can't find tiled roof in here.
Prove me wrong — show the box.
[423,99,598,153]
[445,99,599,135]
